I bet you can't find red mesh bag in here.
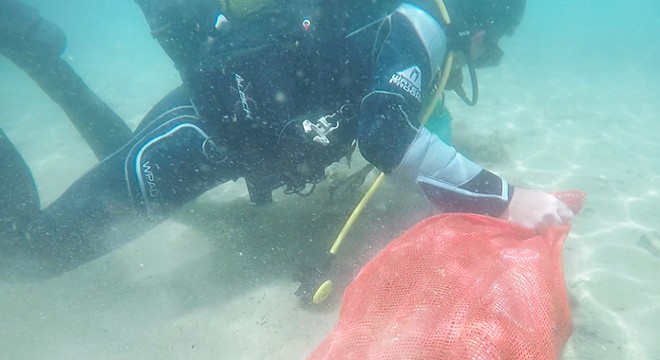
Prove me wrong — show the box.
[309,191,585,360]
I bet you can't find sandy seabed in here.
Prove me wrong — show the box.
[1,3,659,359]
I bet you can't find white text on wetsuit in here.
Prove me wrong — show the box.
[141,161,159,198]
[235,74,253,120]
[389,68,422,101]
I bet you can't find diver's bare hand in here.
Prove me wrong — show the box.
[500,187,575,233]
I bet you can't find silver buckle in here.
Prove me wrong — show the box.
[302,114,339,146]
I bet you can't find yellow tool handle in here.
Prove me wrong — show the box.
[329,172,386,254]
[435,0,451,25]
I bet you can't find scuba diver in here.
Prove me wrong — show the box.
[0,0,574,281]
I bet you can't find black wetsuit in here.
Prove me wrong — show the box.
[1,1,512,277]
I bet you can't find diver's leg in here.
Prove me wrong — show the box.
[1,88,239,278]
[0,128,39,237]
[0,0,133,159]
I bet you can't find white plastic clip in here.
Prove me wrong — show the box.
[302,115,339,146]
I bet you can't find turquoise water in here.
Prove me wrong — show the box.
[1,1,659,359]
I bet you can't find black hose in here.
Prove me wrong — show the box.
[454,57,479,106]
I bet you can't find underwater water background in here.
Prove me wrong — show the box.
[1,0,660,359]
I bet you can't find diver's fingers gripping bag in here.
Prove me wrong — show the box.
[309,191,585,360]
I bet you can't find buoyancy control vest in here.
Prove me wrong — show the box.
[185,0,376,204]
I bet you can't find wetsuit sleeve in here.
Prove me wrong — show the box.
[357,3,512,216]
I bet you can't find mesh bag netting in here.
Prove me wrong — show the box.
[309,191,585,360]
